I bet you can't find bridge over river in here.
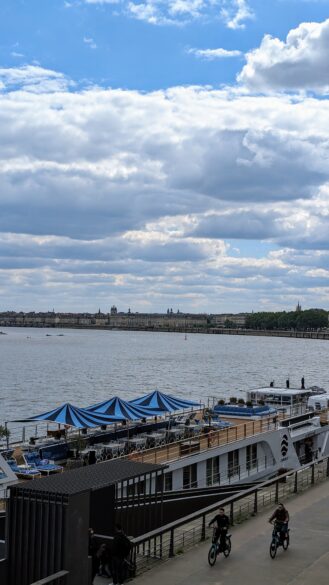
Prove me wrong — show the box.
[96,478,329,585]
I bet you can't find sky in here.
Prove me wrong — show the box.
[1,1,329,314]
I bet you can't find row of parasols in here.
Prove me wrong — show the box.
[12,390,202,429]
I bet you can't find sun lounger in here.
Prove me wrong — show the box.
[7,459,42,479]
[23,451,63,474]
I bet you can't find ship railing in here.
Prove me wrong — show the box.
[126,417,278,466]
[123,455,329,576]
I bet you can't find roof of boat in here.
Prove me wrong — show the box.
[248,387,310,396]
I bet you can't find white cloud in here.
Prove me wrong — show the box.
[85,0,121,4]
[0,65,71,93]
[220,0,254,30]
[126,0,210,25]
[188,47,242,59]
[80,0,254,27]
[238,18,329,92]
[83,36,98,49]
[1,62,329,311]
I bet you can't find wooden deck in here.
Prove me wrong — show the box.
[128,416,277,465]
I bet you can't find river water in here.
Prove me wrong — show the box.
[0,326,328,424]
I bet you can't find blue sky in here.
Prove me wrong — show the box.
[0,1,329,313]
[1,1,329,89]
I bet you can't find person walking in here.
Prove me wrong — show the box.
[111,524,132,585]
[88,528,99,585]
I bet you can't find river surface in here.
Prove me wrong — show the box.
[0,326,328,425]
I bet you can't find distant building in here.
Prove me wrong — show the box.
[211,313,247,328]
[296,301,302,312]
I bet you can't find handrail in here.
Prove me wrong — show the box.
[30,570,69,585]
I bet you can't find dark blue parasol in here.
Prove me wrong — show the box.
[87,396,159,420]
[12,402,122,428]
[130,390,200,412]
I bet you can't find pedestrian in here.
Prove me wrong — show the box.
[96,542,112,578]
[111,523,132,585]
[88,528,99,585]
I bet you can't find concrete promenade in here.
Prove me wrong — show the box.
[96,478,329,585]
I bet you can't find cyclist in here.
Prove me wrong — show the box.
[269,503,289,541]
[208,507,230,552]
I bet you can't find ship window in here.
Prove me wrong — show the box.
[127,481,135,497]
[228,449,239,478]
[206,457,220,486]
[246,444,257,471]
[164,472,173,491]
[183,463,197,489]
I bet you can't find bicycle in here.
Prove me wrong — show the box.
[269,521,290,559]
[208,527,232,566]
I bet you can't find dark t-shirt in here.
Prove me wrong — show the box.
[112,532,132,559]
[209,514,230,530]
[270,508,289,523]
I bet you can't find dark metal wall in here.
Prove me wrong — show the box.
[0,512,6,540]
[0,559,7,585]
[63,492,90,585]
[7,490,67,585]
[90,485,115,535]
[7,490,90,585]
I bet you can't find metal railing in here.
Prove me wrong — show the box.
[127,455,329,576]
[30,570,69,585]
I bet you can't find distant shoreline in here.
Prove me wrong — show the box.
[1,324,328,340]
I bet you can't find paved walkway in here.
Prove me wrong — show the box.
[95,479,329,585]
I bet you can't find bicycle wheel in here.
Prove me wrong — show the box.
[283,534,290,550]
[208,544,217,566]
[270,539,277,559]
[223,537,231,558]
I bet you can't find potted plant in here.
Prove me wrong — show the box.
[0,424,10,448]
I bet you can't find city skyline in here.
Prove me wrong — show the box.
[1,1,329,313]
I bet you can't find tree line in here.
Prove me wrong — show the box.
[245,309,328,331]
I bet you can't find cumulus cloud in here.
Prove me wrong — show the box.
[188,47,242,59]
[1,60,329,311]
[238,18,329,92]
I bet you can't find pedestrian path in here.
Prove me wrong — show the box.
[94,477,329,585]
[129,479,329,585]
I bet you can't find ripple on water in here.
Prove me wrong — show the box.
[1,327,328,422]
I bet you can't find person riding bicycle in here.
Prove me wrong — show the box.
[208,507,230,552]
[269,503,289,542]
